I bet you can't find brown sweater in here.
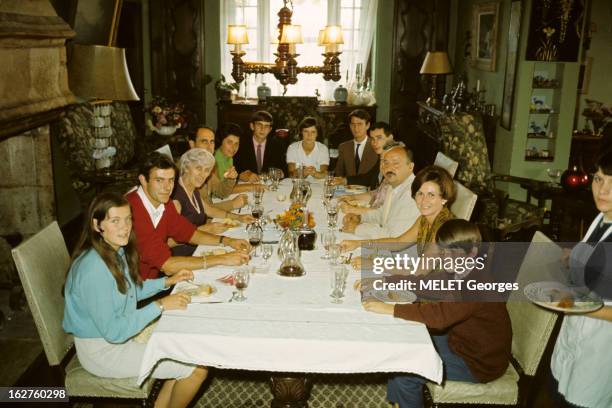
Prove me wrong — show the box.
[394,301,512,383]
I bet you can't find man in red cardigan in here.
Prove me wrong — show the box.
[127,152,250,280]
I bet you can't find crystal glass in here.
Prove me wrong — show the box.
[251,203,264,220]
[268,167,282,191]
[233,267,250,302]
[330,264,349,303]
[253,187,264,205]
[328,243,341,265]
[262,244,273,264]
[320,230,337,259]
[324,183,336,202]
[247,222,263,257]
[326,201,339,229]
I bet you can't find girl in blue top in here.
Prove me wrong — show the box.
[63,192,207,408]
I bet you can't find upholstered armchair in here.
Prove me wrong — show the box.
[438,113,546,241]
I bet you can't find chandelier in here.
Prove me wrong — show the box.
[226,0,344,86]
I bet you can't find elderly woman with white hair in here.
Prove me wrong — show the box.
[170,148,232,256]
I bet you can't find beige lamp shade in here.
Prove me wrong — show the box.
[68,44,139,101]
[227,25,249,44]
[317,29,325,46]
[280,25,303,44]
[322,25,344,45]
[420,51,453,75]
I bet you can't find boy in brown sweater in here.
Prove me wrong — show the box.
[362,220,512,408]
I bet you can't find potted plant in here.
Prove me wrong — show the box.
[146,96,191,136]
[215,75,240,101]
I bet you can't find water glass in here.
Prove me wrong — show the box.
[262,244,273,264]
[324,183,336,202]
[330,265,349,303]
[233,267,251,302]
[320,230,337,259]
[326,201,339,229]
[328,243,341,265]
[253,187,264,205]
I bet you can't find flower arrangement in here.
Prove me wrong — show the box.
[275,203,316,229]
[147,96,190,129]
[582,99,612,135]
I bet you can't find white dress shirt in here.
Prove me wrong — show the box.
[354,138,367,161]
[137,186,165,228]
[286,141,330,171]
[354,173,419,239]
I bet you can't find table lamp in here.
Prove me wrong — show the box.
[420,51,453,108]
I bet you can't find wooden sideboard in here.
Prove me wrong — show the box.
[413,101,497,170]
[217,100,377,148]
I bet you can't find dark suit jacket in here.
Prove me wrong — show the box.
[334,139,378,178]
[235,135,288,175]
[347,157,381,189]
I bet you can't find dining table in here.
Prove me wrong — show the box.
[137,177,443,406]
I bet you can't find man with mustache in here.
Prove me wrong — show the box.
[341,145,419,239]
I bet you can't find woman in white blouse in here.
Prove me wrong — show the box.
[286,116,329,179]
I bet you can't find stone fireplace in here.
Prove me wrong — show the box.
[0,0,75,286]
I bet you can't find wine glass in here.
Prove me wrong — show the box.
[253,187,264,205]
[546,168,562,186]
[330,264,348,304]
[328,243,341,265]
[320,230,337,259]
[233,267,250,302]
[262,244,273,264]
[324,183,336,202]
[247,223,263,257]
[251,203,264,220]
[326,201,339,230]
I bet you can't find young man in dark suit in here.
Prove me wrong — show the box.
[334,109,378,178]
[234,110,287,181]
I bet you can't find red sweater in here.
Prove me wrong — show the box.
[394,302,512,383]
[127,191,196,280]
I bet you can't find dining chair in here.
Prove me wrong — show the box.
[450,181,478,221]
[424,231,559,407]
[154,143,173,160]
[434,152,459,178]
[11,221,157,406]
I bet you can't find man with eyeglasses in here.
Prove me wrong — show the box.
[334,109,378,178]
[234,110,287,181]
[341,145,419,238]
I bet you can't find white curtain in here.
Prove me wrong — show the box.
[219,0,378,99]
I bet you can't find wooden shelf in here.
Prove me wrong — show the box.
[527,134,555,139]
[525,156,555,162]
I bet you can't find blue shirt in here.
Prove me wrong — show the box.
[63,248,165,343]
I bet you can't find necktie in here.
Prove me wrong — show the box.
[354,143,361,173]
[256,143,263,173]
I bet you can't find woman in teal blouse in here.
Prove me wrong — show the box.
[63,192,207,408]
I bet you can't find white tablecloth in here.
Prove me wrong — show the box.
[138,179,443,384]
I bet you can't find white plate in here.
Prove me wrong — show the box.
[175,281,234,303]
[372,290,417,305]
[345,184,368,193]
[523,281,603,313]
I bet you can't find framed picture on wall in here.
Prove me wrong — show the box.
[471,2,500,72]
[72,0,123,46]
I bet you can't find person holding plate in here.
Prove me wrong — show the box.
[550,151,612,408]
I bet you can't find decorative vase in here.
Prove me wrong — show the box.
[333,85,348,104]
[561,165,589,192]
[257,82,271,101]
[154,126,177,136]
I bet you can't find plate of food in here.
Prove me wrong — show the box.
[175,282,233,303]
[345,184,368,193]
[371,290,417,305]
[221,218,241,227]
[523,281,603,313]
[346,199,371,208]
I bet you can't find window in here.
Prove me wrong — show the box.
[221,0,376,100]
